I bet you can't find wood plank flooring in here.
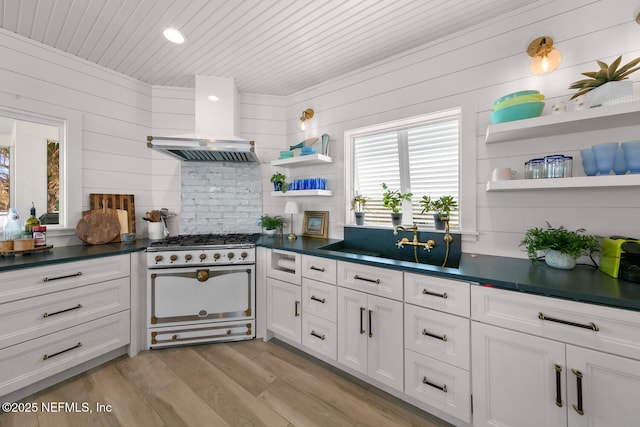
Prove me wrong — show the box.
[1,339,454,427]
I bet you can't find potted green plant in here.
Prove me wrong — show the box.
[270,172,288,193]
[520,222,600,270]
[420,195,457,230]
[351,192,369,225]
[258,214,284,235]
[569,55,640,103]
[382,183,412,226]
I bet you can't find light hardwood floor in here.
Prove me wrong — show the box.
[1,339,455,427]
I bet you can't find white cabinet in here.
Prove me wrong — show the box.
[472,285,640,427]
[266,277,301,343]
[338,261,403,301]
[337,287,403,391]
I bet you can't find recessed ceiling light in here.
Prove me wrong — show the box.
[163,28,185,44]
[207,95,219,102]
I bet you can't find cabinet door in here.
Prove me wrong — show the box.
[302,278,337,322]
[472,322,566,427]
[337,287,368,376]
[567,345,640,427]
[367,294,403,391]
[266,278,301,343]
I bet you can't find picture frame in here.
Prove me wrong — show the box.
[302,210,328,238]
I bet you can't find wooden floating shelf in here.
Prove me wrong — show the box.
[271,190,333,197]
[486,175,640,192]
[270,154,333,168]
[485,102,640,144]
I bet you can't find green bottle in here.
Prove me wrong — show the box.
[25,202,41,234]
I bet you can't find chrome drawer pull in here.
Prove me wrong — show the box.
[43,272,83,282]
[43,304,82,318]
[422,377,447,393]
[422,289,447,299]
[572,369,584,415]
[555,364,563,408]
[359,307,366,334]
[43,342,82,360]
[310,295,326,304]
[538,312,599,331]
[310,330,326,340]
[310,266,326,272]
[354,274,380,284]
[294,301,301,317]
[421,329,447,342]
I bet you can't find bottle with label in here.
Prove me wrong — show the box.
[4,208,22,240]
[25,202,41,234]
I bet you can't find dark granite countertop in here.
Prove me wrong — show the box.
[0,239,149,271]
[257,236,640,312]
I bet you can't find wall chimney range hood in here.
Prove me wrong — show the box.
[148,76,259,162]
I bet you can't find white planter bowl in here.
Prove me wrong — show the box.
[544,250,576,270]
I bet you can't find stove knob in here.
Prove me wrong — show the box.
[199,254,207,261]
[228,252,235,259]
[241,251,248,259]
[213,253,221,260]
[170,255,178,262]
[155,255,163,263]
[185,254,192,261]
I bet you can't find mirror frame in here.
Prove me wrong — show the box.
[0,93,82,230]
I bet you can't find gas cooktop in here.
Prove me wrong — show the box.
[148,233,262,250]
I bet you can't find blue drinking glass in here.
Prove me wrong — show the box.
[613,145,628,175]
[580,148,598,176]
[622,140,640,174]
[592,142,619,175]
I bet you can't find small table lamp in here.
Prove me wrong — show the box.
[284,201,299,240]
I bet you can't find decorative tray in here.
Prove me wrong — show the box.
[0,245,54,256]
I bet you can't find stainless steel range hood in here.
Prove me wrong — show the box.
[148,76,259,162]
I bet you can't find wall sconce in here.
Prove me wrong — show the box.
[299,108,314,131]
[527,36,562,75]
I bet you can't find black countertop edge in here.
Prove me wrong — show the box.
[256,236,640,312]
[0,239,150,271]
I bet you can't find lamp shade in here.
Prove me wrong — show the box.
[284,201,299,215]
[529,48,562,75]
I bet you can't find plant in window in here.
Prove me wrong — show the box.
[351,192,369,225]
[420,195,458,230]
[270,172,288,193]
[382,183,412,226]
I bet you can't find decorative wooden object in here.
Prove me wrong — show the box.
[89,194,136,241]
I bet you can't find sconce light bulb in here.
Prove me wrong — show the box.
[299,120,307,131]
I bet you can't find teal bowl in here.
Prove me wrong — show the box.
[494,90,540,106]
[490,101,545,124]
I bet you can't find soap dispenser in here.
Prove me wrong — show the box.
[4,208,22,240]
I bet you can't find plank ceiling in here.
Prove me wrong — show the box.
[0,0,534,95]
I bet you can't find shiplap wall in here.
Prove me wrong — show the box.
[0,28,152,245]
[278,0,640,258]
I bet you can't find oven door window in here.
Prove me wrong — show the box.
[150,266,254,324]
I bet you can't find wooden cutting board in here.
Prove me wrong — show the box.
[75,200,121,245]
[89,194,136,240]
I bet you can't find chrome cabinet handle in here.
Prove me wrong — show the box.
[44,342,82,360]
[294,301,300,317]
[43,272,83,282]
[310,295,326,304]
[421,329,447,342]
[310,330,326,340]
[538,312,599,331]
[359,307,365,334]
[368,309,373,338]
[43,304,82,318]
[354,274,380,284]
[422,289,448,299]
[310,266,326,272]
[572,369,584,415]
[555,364,563,408]
[422,377,447,393]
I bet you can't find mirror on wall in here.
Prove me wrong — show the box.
[0,113,64,230]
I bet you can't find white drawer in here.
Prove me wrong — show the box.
[337,261,403,301]
[404,272,470,317]
[266,249,301,284]
[471,285,640,361]
[404,349,470,423]
[0,277,130,350]
[149,320,254,348]
[0,311,130,397]
[301,255,337,284]
[404,304,470,370]
[0,254,130,303]
[302,278,337,322]
[302,313,337,360]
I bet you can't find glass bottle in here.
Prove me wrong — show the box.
[25,202,41,234]
[4,208,22,240]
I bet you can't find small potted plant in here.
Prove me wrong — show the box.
[569,55,640,104]
[420,195,458,230]
[270,172,288,193]
[351,192,369,225]
[382,183,412,226]
[520,222,600,270]
[258,214,284,235]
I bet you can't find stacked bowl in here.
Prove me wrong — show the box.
[490,90,545,124]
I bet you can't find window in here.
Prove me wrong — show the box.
[348,108,461,229]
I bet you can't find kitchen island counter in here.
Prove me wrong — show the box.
[257,236,640,312]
